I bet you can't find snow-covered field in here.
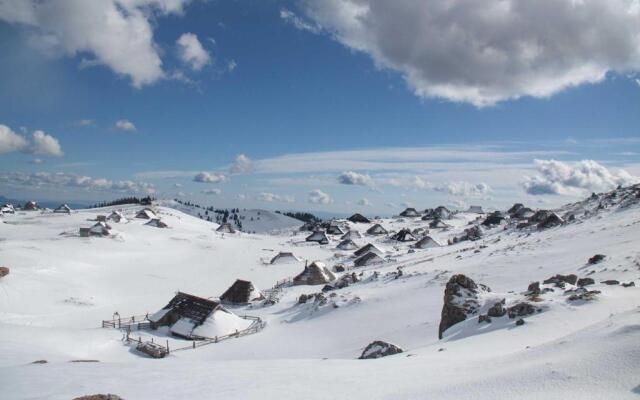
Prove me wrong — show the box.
[0,189,639,399]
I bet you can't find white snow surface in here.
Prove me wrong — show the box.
[0,195,639,399]
[192,309,252,339]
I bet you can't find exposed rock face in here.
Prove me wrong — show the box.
[507,302,537,318]
[359,341,403,359]
[487,300,506,317]
[515,318,525,326]
[621,282,636,288]
[0,266,9,278]
[543,274,578,287]
[567,288,601,301]
[438,274,489,339]
[601,280,620,285]
[588,254,606,265]
[577,277,595,287]
[527,281,540,294]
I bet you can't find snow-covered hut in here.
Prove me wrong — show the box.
[135,208,156,220]
[354,243,385,257]
[466,205,484,214]
[23,201,39,211]
[392,228,417,242]
[348,213,371,223]
[399,207,420,217]
[341,230,363,240]
[354,252,384,267]
[148,292,250,340]
[414,236,441,249]
[305,230,329,244]
[366,223,388,235]
[145,218,168,228]
[108,210,128,223]
[337,239,358,250]
[293,261,336,285]
[219,279,264,304]
[217,223,236,233]
[53,204,71,214]
[270,252,302,264]
[326,224,345,235]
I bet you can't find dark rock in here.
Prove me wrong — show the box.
[507,302,536,319]
[601,280,620,285]
[30,360,47,364]
[587,254,606,265]
[321,284,335,292]
[298,294,309,304]
[577,278,595,287]
[621,282,636,288]
[487,300,507,317]
[0,266,9,278]
[515,318,525,326]
[73,395,124,400]
[333,264,346,273]
[359,341,403,359]
[543,274,578,286]
[567,289,601,301]
[438,274,489,339]
[527,281,541,294]
[478,314,491,324]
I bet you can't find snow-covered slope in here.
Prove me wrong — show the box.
[157,199,303,234]
[0,187,639,399]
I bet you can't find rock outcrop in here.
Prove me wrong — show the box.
[0,266,9,278]
[359,341,403,359]
[438,274,489,339]
[587,254,606,265]
[543,274,578,287]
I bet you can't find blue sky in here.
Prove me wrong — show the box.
[0,0,639,214]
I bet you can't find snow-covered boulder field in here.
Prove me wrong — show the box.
[0,186,639,399]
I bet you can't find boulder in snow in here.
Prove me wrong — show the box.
[587,254,606,265]
[438,274,490,339]
[359,341,403,359]
[0,266,9,278]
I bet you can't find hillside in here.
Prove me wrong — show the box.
[0,186,639,399]
[157,199,303,233]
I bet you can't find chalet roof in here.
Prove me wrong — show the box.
[155,292,220,326]
[354,252,384,267]
[354,243,385,257]
[217,223,236,233]
[305,231,329,244]
[220,279,263,304]
[348,213,371,223]
[366,223,388,235]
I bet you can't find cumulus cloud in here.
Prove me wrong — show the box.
[230,154,254,174]
[433,181,491,197]
[522,159,638,195]
[115,119,137,132]
[357,198,371,206]
[73,119,95,127]
[193,172,226,183]
[256,192,295,203]
[338,170,373,186]
[31,130,63,156]
[0,171,155,194]
[0,124,63,157]
[0,0,193,87]
[201,188,222,195]
[0,124,29,154]
[176,32,211,71]
[308,189,333,204]
[300,0,640,106]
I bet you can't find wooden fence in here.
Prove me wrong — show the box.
[122,315,266,357]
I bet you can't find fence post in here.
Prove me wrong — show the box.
[192,341,195,349]
[167,340,170,354]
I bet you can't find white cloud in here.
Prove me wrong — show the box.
[522,159,638,195]
[31,130,63,156]
[0,1,192,87]
[308,189,333,204]
[280,8,320,33]
[74,119,95,127]
[115,119,137,132]
[0,171,155,194]
[338,170,373,186]
[256,192,295,203]
[0,124,29,154]
[193,172,226,183]
[357,198,371,206]
[176,32,211,71]
[301,0,640,106]
[230,154,254,174]
[30,158,43,164]
[0,124,63,157]
[227,60,237,72]
[201,188,222,195]
[433,181,491,197]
